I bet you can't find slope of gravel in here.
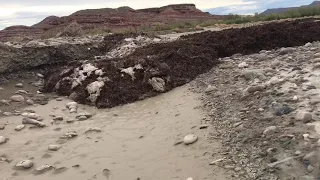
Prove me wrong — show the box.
[192,41,320,180]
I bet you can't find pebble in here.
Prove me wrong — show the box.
[15,125,25,131]
[295,111,312,123]
[15,83,23,88]
[15,90,28,94]
[78,116,88,121]
[26,99,34,105]
[85,127,102,133]
[3,112,12,116]
[22,117,46,127]
[0,136,7,144]
[56,97,63,101]
[279,47,294,55]
[53,116,64,121]
[183,134,198,145]
[76,112,93,119]
[270,59,281,68]
[0,100,9,105]
[238,62,249,68]
[314,52,320,58]
[10,95,25,102]
[275,106,294,116]
[66,102,78,108]
[307,165,314,172]
[204,85,216,93]
[15,160,33,169]
[60,131,78,139]
[186,178,194,180]
[70,108,77,113]
[33,164,53,175]
[263,126,278,135]
[246,85,265,93]
[0,124,4,130]
[293,96,298,101]
[48,144,61,151]
[36,73,44,78]
[0,87,3,90]
[27,113,41,120]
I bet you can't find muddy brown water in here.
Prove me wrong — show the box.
[0,85,228,180]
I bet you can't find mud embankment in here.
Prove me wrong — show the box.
[41,18,320,108]
[0,34,137,74]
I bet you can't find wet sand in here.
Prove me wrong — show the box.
[0,85,228,180]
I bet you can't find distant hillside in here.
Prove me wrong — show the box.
[0,4,224,42]
[261,1,320,15]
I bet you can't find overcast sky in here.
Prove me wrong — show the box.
[0,0,315,29]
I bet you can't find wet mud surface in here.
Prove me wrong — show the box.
[43,18,320,108]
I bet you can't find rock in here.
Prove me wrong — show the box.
[33,164,53,175]
[66,119,75,123]
[66,102,78,108]
[0,136,7,144]
[245,85,265,93]
[270,59,281,68]
[204,85,216,93]
[263,126,278,135]
[149,77,165,92]
[314,52,320,58]
[69,92,79,101]
[22,117,46,127]
[15,160,33,169]
[26,99,34,105]
[303,151,316,161]
[15,125,25,131]
[307,165,314,172]
[0,124,4,130]
[85,127,102,133]
[21,112,29,117]
[279,47,294,55]
[183,134,198,145]
[36,73,44,78]
[48,145,61,151]
[60,131,77,139]
[3,112,12,116]
[0,87,3,90]
[56,97,63,101]
[293,96,298,101]
[78,116,88,121]
[10,95,24,102]
[53,116,64,121]
[186,178,194,180]
[295,111,312,123]
[76,112,92,119]
[243,69,265,80]
[15,90,28,94]
[15,83,23,88]
[238,62,249,68]
[0,99,9,105]
[27,113,41,120]
[70,108,77,113]
[313,58,320,63]
[275,106,294,116]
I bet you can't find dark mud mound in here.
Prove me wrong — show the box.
[43,18,320,108]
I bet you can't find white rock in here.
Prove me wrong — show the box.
[48,144,61,151]
[21,112,29,117]
[0,136,7,144]
[293,96,298,101]
[56,97,63,101]
[70,108,77,113]
[204,85,216,93]
[183,134,198,145]
[263,126,278,135]
[15,125,25,131]
[76,112,93,118]
[22,117,46,127]
[238,62,249,68]
[149,77,165,92]
[314,52,320,58]
[10,95,24,102]
[66,102,78,108]
[37,73,44,78]
[16,160,33,169]
[15,90,28,94]
[3,112,12,116]
[15,83,23,88]
[258,108,264,112]
[86,81,105,103]
[186,178,194,180]
[27,113,40,120]
[26,99,34,105]
[270,59,281,68]
[0,87,3,90]
[0,99,9,105]
[279,47,294,55]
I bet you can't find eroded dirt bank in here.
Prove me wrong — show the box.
[42,18,320,109]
